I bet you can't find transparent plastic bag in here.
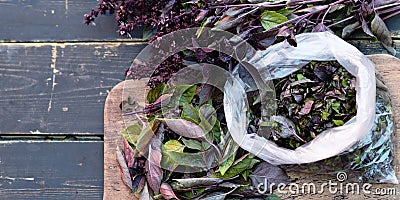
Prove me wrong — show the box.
[223,31,398,183]
[281,73,397,183]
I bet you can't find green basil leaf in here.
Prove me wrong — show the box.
[333,119,345,126]
[260,11,288,30]
[212,154,260,178]
[181,103,201,124]
[120,121,142,145]
[146,83,165,104]
[182,137,203,151]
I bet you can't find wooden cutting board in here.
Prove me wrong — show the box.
[103,54,400,200]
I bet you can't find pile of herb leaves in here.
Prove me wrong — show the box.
[85,0,400,57]
[85,0,399,198]
[118,81,291,199]
[268,61,357,149]
[280,74,395,183]
[117,60,359,199]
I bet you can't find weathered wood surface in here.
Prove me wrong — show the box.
[104,55,400,199]
[348,14,400,39]
[0,0,141,42]
[348,40,400,57]
[104,78,148,200]
[0,141,103,199]
[0,42,146,135]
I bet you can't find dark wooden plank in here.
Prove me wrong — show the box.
[0,141,103,199]
[383,14,400,38]
[0,42,147,135]
[348,39,400,57]
[0,0,142,42]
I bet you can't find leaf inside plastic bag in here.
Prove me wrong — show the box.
[342,21,360,38]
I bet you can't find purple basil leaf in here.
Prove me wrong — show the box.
[225,7,249,17]
[251,30,278,49]
[361,17,374,37]
[145,132,164,194]
[160,183,180,200]
[140,182,153,200]
[312,23,331,33]
[371,14,397,55]
[213,8,257,31]
[116,146,133,190]
[163,119,205,139]
[195,9,209,22]
[123,139,135,168]
[276,26,297,47]
[295,5,326,13]
[299,100,314,115]
[132,174,146,193]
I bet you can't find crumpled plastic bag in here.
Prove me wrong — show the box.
[223,31,398,183]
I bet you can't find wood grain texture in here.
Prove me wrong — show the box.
[0,0,142,42]
[0,141,103,199]
[348,40,400,58]
[104,55,400,199]
[104,79,148,200]
[0,42,146,135]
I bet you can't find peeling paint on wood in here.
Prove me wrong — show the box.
[0,42,147,135]
[0,0,142,42]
